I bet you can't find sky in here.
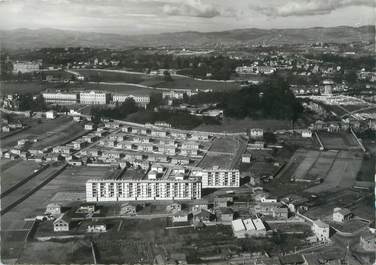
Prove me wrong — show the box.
[0,0,374,34]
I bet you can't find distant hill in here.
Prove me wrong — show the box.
[0,26,374,49]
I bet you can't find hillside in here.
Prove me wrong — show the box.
[0,26,374,49]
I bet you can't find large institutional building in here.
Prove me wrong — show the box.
[112,94,150,108]
[201,168,240,188]
[42,92,78,105]
[80,91,110,105]
[86,179,202,202]
[13,61,40,73]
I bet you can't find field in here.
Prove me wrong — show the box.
[0,116,86,149]
[0,159,42,193]
[266,148,368,196]
[0,81,46,96]
[143,76,240,91]
[198,136,243,169]
[0,165,116,261]
[66,82,153,95]
[75,69,147,84]
[195,118,294,133]
[317,132,360,151]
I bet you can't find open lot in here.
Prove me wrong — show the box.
[208,137,241,154]
[195,118,294,133]
[0,159,42,193]
[66,82,153,95]
[317,131,360,151]
[75,69,147,84]
[0,81,48,96]
[0,116,86,149]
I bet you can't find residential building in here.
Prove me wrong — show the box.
[216,208,234,223]
[53,214,71,232]
[241,154,252,163]
[87,223,107,233]
[86,179,202,201]
[253,202,288,219]
[249,128,264,139]
[201,168,240,188]
[333,208,353,223]
[45,111,56,119]
[80,91,110,105]
[172,211,189,223]
[45,203,62,215]
[13,61,40,73]
[312,220,330,241]
[301,129,312,138]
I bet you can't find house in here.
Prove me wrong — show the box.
[241,153,252,163]
[87,223,107,233]
[53,214,71,232]
[166,203,182,213]
[301,129,312,138]
[214,197,233,208]
[45,111,56,119]
[151,164,165,173]
[45,203,62,215]
[216,208,234,223]
[312,220,330,241]
[76,203,96,214]
[249,128,263,139]
[192,209,214,223]
[253,202,288,219]
[120,203,136,216]
[248,141,265,150]
[333,208,353,223]
[147,170,158,180]
[84,123,95,130]
[172,211,189,223]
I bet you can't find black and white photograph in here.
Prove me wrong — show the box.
[0,0,375,264]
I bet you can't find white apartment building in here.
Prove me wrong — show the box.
[80,91,109,105]
[112,94,150,107]
[86,179,202,202]
[201,168,240,188]
[42,92,78,105]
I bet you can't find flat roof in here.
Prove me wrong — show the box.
[252,218,265,231]
[243,218,255,231]
[232,219,245,232]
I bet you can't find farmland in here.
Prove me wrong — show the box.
[0,116,86,149]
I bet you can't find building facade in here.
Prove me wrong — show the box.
[86,179,202,202]
[201,168,240,188]
[42,92,78,105]
[80,91,110,105]
[13,61,40,73]
[112,94,150,107]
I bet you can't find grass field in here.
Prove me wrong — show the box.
[208,137,241,153]
[317,132,360,151]
[195,118,293,133]
[143,75,241,91]
[65,82,153,95]
[0,81,62,96]
[0,160,42,192]
[75,69,147,84]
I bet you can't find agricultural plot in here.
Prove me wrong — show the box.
[0,116,85,149]
[195,118,292,133]
[66,82,153,95]
[1,81,46,96]
[75,69,147,84]
[145,75,240,91]
[317,132,360,151]
[0,160,42,193]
